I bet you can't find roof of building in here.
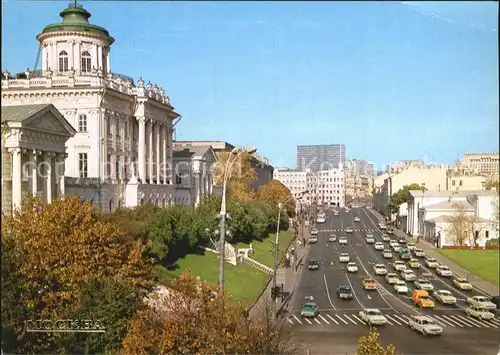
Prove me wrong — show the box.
[37,3,114,45]
[409,189,497,198]
[424,200,474,211]
[174,140,235,151]
[426,214,491,224]
[172,145,216,160]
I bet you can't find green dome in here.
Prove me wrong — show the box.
[37,4,114,45]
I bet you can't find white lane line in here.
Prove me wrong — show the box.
[393,314,409,325]
[441,314,465,327]
[455,315,485,328]
[433,315,455,327]
[323,273,337,310]
[490,318,500,326]
[344,272,365,309]
[344,314,358,325]
[336,314,349,325]
[385,315,401,325]
[326,314,339,324]
[352,314,367,324]
[485,319,499,328]
[318,314,330,324]
[425,315,447,327]
[304,317,312,324]
[384,317,394,325]
[293,315,303,324]
[314,318,321,324]
[287,318,294,324]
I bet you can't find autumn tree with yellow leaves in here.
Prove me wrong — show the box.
[122,271,300,354]
[356,328,397,355]
[213,151,257,201]
[1,196,154,354]
[256,179,296,215]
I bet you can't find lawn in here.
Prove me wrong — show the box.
[153,251,269,306]
[237,230,294,268]
[438,249,500,287]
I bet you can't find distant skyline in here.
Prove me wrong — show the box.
[2,1,498,171]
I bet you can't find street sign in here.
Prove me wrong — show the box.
[276,269,286,285]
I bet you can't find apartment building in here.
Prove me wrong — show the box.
[345,175,373,203]
[296,144,346,171]
[307,168,345,207]
[462,152,499,177]
[273,168,308,202]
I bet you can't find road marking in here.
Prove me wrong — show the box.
[318,314,330,324]
[385,315,401,325]
[304,317,312,324]
[326,314,339,324]
[486,319,499,328]
[292,315,303,324]
[336,314,349,324]
[490,318,500,326]
[323,273,337,310]
[344,272,365,309]
[287,318,294,324]
[313,318,321,324]
[456,315,484,328]
[426,315,447,327]
[393,314,409,325]
[441,314,464,327]
[433,315,455,327]
[352,314,366,324]
[344,314,358,325]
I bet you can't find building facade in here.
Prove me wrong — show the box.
[273,168,308,202]
[296,144,346,171]
[345,159,374,178]
[173,140,273,190]
[462,152,499,177]
[1,104,76,215]
[2,3,178,212]
[345,175,372,203]
[307,168,345,207]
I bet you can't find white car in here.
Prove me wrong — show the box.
[385,273,399,285]
[465,305,496,320]
[401,269,416,281]
[407,243,416,251]
[311,229,319,235]
[467,296,497,311]
[365,236,375,244]
[382,235,391,242]
[328,235,337,242]
[366,232,374,238]
[409,315,443,336]
[339,237,347,245]
[378,223,387,230]
[373,264,388,276]
[433,290,457,305]
[374,242,384,251]
[414,279,434,291]
[391,243,401,252]
[453,277,473,291]
[308,236,318,244]
[436,265,453,277]
[347,262,358,273]
[358,309,387,326]
[424,257,439,268]
[394,280,408,294]
[354,216,361,222]
[339,253,350,263]
[413,248,426,258]
[392,261,406,271]
[382,250,393,259]
[398,238,407,245]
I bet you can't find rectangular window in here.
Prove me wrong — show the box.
[486,231,489,239]
[116,158,120,179]
[452,180,456,186]
[78,153,88,178]
[107,154,111,177]
[175,173,182,185]
[459,180,463,186]
[78,114,87,132]
[59,56,68,72]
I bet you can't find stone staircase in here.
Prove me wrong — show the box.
[240,256,273,275]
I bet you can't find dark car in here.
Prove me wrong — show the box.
[336,285,354,300]
[308,260,320,270]
[491,295,500,309]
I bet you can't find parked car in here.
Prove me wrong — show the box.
[433,290,457,305]
[409,315,443,336]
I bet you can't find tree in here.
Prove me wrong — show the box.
[486,178,499,191]
[492,195,500,232]
[213,151,256,188]
[122,271,300,354]
[1,196,153,353]
[256,179,296,215]
[228,179,256,201]
[388,183,425,216]
[444,201,490,247]
[356,328,396,355]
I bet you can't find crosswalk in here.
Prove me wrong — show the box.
[320,228,377,233]
[286,311,500,329]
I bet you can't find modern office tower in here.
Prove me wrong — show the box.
[296,144,346,172]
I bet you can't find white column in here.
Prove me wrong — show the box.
[51,43,56,71]
[148,120,154,182]
[156,123,161,184]
[9,148,22,210]
[56,153,66,196]
[94,44,99,70]
[68,40,75,69]
[110,154,117,181]
[136,116,146,182]
[45,153,53,204]
[162,125,168,184]
[31,149,39,195]
[97,46,103,70]
[106,48,111,73]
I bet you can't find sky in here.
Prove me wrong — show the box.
[2,1,498,171]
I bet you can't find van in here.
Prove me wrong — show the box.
[412,289,435,308]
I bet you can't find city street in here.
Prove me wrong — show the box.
[288,207,500,355]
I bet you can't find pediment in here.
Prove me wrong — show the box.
[25,112,72,136]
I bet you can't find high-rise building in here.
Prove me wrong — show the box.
[345,158,375,178]
[296,144,346,172]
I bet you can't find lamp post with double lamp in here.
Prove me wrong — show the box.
[217,146,257,296]
[420,183,427,241]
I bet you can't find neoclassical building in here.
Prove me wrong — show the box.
[2,3,180,212]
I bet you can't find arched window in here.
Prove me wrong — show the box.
[81,51,91,73]
[59,51,69,72]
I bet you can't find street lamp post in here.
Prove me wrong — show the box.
[218,146,256,295]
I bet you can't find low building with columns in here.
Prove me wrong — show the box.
[2,3,180,212]
[172,146,217,207]
[1,104,76,215]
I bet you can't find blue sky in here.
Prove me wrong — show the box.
[2,1,498,171]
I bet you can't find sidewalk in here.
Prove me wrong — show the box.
[369,208,499,296]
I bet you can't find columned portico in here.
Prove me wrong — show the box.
[136,116,146,182]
